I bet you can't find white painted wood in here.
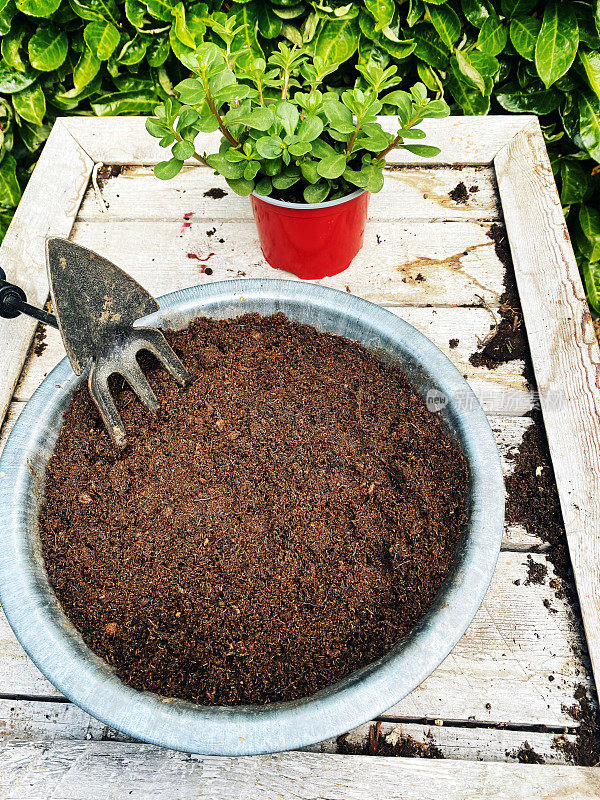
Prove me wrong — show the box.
[0,551,589,728]
[495,126,600,699]
[77,165,500,223]
[13,307,533,416]
[70,219,505,307]
[61,115,538,166]
[0,120,92,429]
[0,701,576,763]
[3,740,599,799]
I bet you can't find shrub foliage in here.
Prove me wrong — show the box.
[1,0,599,307]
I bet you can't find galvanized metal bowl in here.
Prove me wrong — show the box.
[0,280,504,756]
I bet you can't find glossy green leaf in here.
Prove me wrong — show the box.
[91,90,157,115]
[272,168,300,189]
[146,0,176,21]
[2,24,27,72]
[496,80,561,114]
[0,0,17,37]
[254,176,272,196]
[205,152,246,178]
[364,0,394,32]
[462,0,493,28]
[233,106,275,131]
[501,0,536,17]
[535,1,579,88]
[232,3,264,70]
[579,91,600,162]
[117,35,149,66]
[172,139,195,159]
[84,20,119,60]
[0,153,21,208]
[427,3,461,49]
[580,51,600,102]
[255,135,284,159]
[28,26,68,71]
[297,114,323,141]
[226,177,254,196]
[400,143,440,157]
[412,22,449,70]
[16,0,60,15]
[303,181,329,203]
[509,17,541,61]
[454,50,498,95]
[447,61,491,114]
[0,67,35,97]
[146,33,170,67]
[155,157,184,180]
[12,81,45,124]
[476,16,507,56]
[579,205,600,260]
[124,0,145,27]
[275,100,299,136]
[256,0,282,38]
[560,160,591,205]
[316,152,346,179]
[68,0,120,24]
[323,99,355,133]
[582,259,600,313]
[312,16,360,65]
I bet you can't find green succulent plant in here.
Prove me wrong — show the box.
[146,38,449,203]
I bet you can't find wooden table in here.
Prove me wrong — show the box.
[1,116,600,797]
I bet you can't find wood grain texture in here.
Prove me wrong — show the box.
[0,702,576,763]
[69,219,505,307]
[495,125,600,698]
[77,166,500,223]
[61,115,538,166]
[0,120,92,429]
[3,740,599,799]
[0,549,589,728]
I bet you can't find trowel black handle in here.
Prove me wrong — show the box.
[0,266,58,329]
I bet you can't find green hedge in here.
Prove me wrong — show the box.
[1,0,600,309]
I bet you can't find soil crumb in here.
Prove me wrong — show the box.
[469,224,531,371]
[33,322,47,356]
[557,685,600,766]
[509,741,546,764]
[39,314,468,706]
[448,338,459,350]
[203,187,227,199]
[338,723,444,758]
[449,182,469,204]
[96,164,122,189]
[525,554,547,586]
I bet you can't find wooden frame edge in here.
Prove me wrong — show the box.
[494,122,600,698]
[60,115,539,167]
[0,120,93,427]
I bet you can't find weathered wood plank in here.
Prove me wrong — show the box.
[61,115,538,166]
[0,120,92,429]
[0,551,589,728]
[495,127,600,699]
[13,307,532,416]
[77,166,500,223]
[69,219,505,307]
[3,740,599,799]
[0,701,575,764]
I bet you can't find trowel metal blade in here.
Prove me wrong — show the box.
[45,237,159,375]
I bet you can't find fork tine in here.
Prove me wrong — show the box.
[88,363,127,448]
[118,361,159,415]
[134,328,189,385]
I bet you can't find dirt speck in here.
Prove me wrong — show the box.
[204,187,228,199]
[448,338,459,350]
[449,182,469,204]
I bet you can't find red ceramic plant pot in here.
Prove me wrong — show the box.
[250,189,369,280]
